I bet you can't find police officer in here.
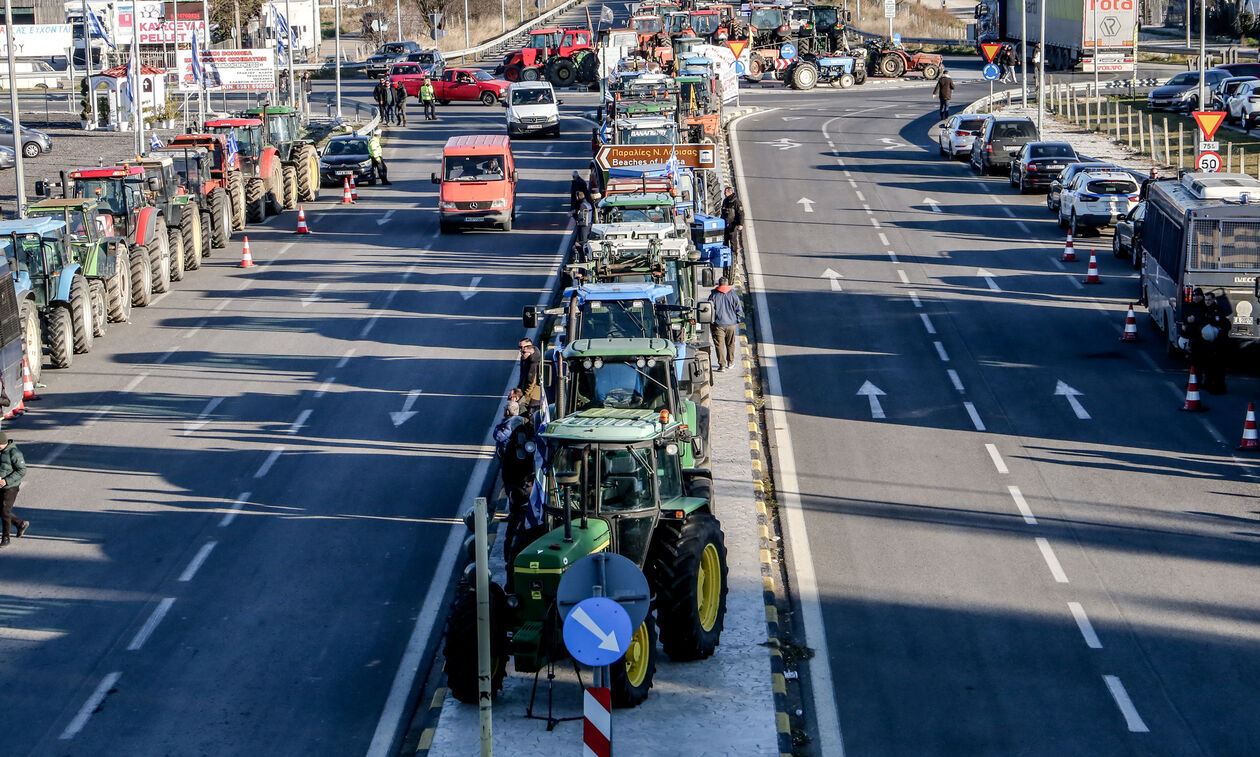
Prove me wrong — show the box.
[420,77,437,121]
[368,131,390,185]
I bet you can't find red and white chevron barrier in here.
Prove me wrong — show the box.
[583,687,611,757]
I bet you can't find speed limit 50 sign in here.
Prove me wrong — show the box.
[1197,151,1222,173]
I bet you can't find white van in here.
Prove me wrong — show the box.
[504,81,561,138]
[0,60,64,90]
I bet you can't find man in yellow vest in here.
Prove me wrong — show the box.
[368,132,390,185]
[420,77,437,121]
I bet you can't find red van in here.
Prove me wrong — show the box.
[431,135,517,233]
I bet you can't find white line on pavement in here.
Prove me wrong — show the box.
[122,373,149,393]
[1199,417,1228,445]
[220,491,251,527]
[985,443,1008,473]
[887,250,899,263]
[920,313,936,334]
[977,182,992,192]
[376,209,396,226]
[288,409,312,434]
[1017,221,1032,233]
[41,442,69,467]
[947,369,965,392]
[855,191,866,202]
[359,314,380,338]
[1103,675,1149,732]
[183,320,206,339]
[1008,486,1037,524]
[1036,537,1070,583]
[1069,602,1103,648]
[869,217,880,228]
[909,291,922,308]
[178,542,217,582]
[964,401,986,431]
[155,346,181,364]
[254,448,283,479]
[988,195,1004,204]
[301,284,328,307]
[84,405,114,428]
[127,598,176,650]
[336,348,356,368]
[934,341,950,362]
[1068,275,1085,290]
[1049,257,1066,270]
[183,397,224,435]
[862,204,873,215]
[212,299,232,314]
[877,232,889,246]
[59,671,121,739]
[314,378,334,398]
[1001,206,1016,217]
[897,270,910,284]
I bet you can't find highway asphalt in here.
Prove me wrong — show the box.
[0,98,582,755]
[734,72,1260,756]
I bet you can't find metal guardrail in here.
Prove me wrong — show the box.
[444,0,586,64]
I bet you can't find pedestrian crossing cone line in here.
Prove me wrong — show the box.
[350,175,359,202]
[21,356,38,401]
[1061,232,1076,262]
[1180,366,1207,412]
[1083,251,1102,284]
[1119,303,1140,342]
[1239,403,1259,449]
[341,178,353,204]
[295,206,310,234]
[239,236,255,268]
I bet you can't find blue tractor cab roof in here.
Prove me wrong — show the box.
[0,217,66,238]
[609,163,672,179]
[563,282,675,303]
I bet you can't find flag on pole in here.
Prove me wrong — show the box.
[273,6,290,64]
[599,4,614,25]
[150,134,163,150]
[226,131,240,163]
[89,9,114,49]
[191,30,204,84]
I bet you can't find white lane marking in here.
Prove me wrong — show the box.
[857,381,886,420]
[122,372,149,393]
[1103,675,1149,732]
[1199,417,1228,445]
[964,401,986,431]
[149,291,170,307]
[220,491,251,527]
[862,204,872,215]
[336,348,356,368]
[1069,602,1103,649]
[887,250,899,263]
[822,269,845,291]
[985,443,1008,473]
[1008,486,1037,524]
[1036,537,1070,583]
[364,208,579,757]
[183,397,224,435]
[947,369,965,393]
[254,448,283,479]
[127,598,176,651]
[461,276,483,301]
[376,209,396,226]
[897,269,910,284]
[934,341,950,362]
[733,111,845,757]
[155,347,180,364]
[1068,274,1085,289]
[977,182,992,192]
[909,291,922,308]
[920,313,936,334]
[287,409,312,434]
[183,319,206,339]
[301,283,328,307]
[977,268,1001,291]
[855,190,865,202]
[988,194,1003,204]
[359,314,380,338]
[877,232,889,247]
[1054,380,1092,420]
[1049,256,1066,270]
[847,179,857,188]
[869,217,880,228]
[178,541,217,582]
[59,671,122,739]
[314,378,335,398]
[42,442,69,466]
[1001,206,1016,217]
[1016,221,1032,233]
[84,405,114,428]
[842,170,851,177]
[212,299,232,314]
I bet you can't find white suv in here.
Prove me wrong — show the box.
[1058,170,1140,235]
[1227,80,1260,129]
[505,81,561,138]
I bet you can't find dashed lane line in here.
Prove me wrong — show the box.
[1036,537,1070,583]
[1069,602,1103,649]
[287,409,312,434]
[897,270,910,284]
[254,448,283,479]
[336,348,356,368]
[126,598,175,651]
[877,232,890,246]
[1008,486,1037,525]
[947,369,965,393]
[122,373,149,392]
[964,401,986,431]
[1103,675,1149,732]
[155,346,180,364]
[909,291,922,308]
[934,341,950,362]
[220,491,251,527]
[313,378,335,398]
[985,443,1009,474]
[178,541,217,582]
[920,313,937,334]
[59,671,121,740]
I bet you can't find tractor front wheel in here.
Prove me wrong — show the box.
[546,57,577,87]
[208,187,230,248]
[88,280,108,338]
[168,226,186,282]
[790,61,818,90]
[295,144,319,202]
[69,276,93,354]
[921,62,941,80]
[610,614,657,708]
[227,172,247,230]
[245,177,266,223]
[650,513,729,661]
[129,243,153,307]
[106,243,132,322]
[879,53,905,77]
[442,582,509,704]
[266,165,285,216]
[282,164,298,209]
[148,221,172,294]
[746,52,766,83]
[20,301,41,382]
[46,304,73,369]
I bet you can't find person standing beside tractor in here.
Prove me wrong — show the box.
[420,77,437,121]
[720,186,744,277]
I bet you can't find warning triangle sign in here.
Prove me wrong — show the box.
[1192,110,1226,141]
[980,42,1001,63]
[726,39,748,59]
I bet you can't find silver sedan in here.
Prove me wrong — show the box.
[937,113,989,160]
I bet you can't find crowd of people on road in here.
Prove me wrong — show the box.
[374,75,440,126]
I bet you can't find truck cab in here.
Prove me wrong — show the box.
[431,134,518,232]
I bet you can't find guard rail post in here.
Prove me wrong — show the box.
[1164,118,1171,165]
[1138,109,1145,155]
[1178,125,1185,169]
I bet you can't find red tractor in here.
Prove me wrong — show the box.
[169,132,246,238]
[864,38,943,79]
[204,117,285,223]
[495,27,598,87]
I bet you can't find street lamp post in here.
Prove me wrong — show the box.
[464,0,470,48]
[1020,0,1027,108]
[285,0,296,108]
[335,0,343,120]
[1197,0,1206,111]
[1037,0,1045,136]
[396,0,402,42]
[4,0,25,216]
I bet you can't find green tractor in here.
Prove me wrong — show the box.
[140,153,214,277]
[243,106,321,207]
[442,409,727,707]
[27,196,133,328]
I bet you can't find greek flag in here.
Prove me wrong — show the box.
[225,131,239,163]
[524,423,548,529]
[150,134,162,149]
[599,4,614,24]
[191,31,204,84]
[273,6,290,64]
[89,8,114,49]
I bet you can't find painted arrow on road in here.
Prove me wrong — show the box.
[570,605,621,651]
[797,197,816,213]
[756,137,801,151]
[390,389,423,427]
[977,268,1001,291]
[782,116,807,122]
[822,268,844,291]
[461,276,482,301]
[923,197,942,213]
[1054,380,1091,419]
[857,381,886,419]
[880,137,910,150]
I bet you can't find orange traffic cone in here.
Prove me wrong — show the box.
[239,236,255,268]
[1119,303,1140,342]
[341,178,353,204]
[1083,251,1102,284]
[296,206,310,234]
[1061,232,1076,262]
[350,175,359,202]
[5,397,24,419]
[1239,402,1259,449]
[21,357,38,400]
[1180,366,1207,412]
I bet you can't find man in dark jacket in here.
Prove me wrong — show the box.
[518,338,543,414]
[0,432,28,546]
[932,69,954,120]
[707,277,743,372]
[570,171,593,212]
[373,77,389,121]
[720,186,744,266]
[393,80,408,125]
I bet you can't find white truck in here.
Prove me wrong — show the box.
[975,0,1137,72]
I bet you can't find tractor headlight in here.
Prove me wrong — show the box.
[593,358,604,368]
[636,357,646,367]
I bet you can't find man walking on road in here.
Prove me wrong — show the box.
[368,132,390,185]
[932,68,954,120]
[420,77,437,121]
[0,432,29,547]
[708,277,743,373]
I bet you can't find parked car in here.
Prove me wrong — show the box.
[1112,201,1145,268]
[1058,170,1140,235]
[433,68,510,106]
[970,116,1038,174]
[1213,62,1260,79]
[937,113,989,160]
[405,49,446,78]
[365,41,422,77]
[0,145,14,170]
[505,81,561,137]
[1211,75,1257,110]
[1147,69,1230,111]
[1047,161,1118,212]
[318,135,378,187]
[0,117,51,158]
[1009,141,1078,193]
[1226,80,1260,128]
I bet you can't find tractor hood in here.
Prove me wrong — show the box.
[512,519,611,598]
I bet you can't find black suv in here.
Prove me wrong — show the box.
[970,116,1038,174]
[365,41,423,77]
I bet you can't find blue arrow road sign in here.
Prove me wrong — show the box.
[563,597,633,667]
[982,63,1000,81]
[780,42,796,61]
[734,60,746,75]
[892,32,901,45]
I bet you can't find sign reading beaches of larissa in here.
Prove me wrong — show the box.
[175,48,276,92]
[595,144,718,171]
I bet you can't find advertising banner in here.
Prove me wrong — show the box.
[0,24,73,58]
[176,48,276,91]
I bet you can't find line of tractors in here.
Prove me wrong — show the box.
[2,105,320,389]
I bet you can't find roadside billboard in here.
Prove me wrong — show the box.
[138,18,207,45]
[176,48,276,92]
[691,43,740,104]
[0,24,73,58]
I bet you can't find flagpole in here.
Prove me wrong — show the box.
[5,0,26,217]
[132,1,143,156]
[334,0,343,120]
[83,0,97,127]
[285,0,295,108]
[200,0,209,121]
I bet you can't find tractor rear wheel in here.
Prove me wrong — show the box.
[790,61,819,90]
[504,64,523,82]
[227,172,246,230]
[746,52,766,82]
[879,53,905,77]
[69,275,93,354]
[168,227,186,283]
[245,177,266,223]
[295,144,319,202]
[106,243,131,323]
[129,243,153,307]
[854,66,866,85]
[610,614,657,708]
[200,212,212,260]
[88,280,108,338]
[577,51,600,83]
[442,582,509,704]
[149,221,172,294]
[208,187,230,248]
[650,513,728,661]
[46,304,73,369]
[282,164,298,209]
[547,56,577,87]
[179,212,197,272]
[20,301,41,382]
